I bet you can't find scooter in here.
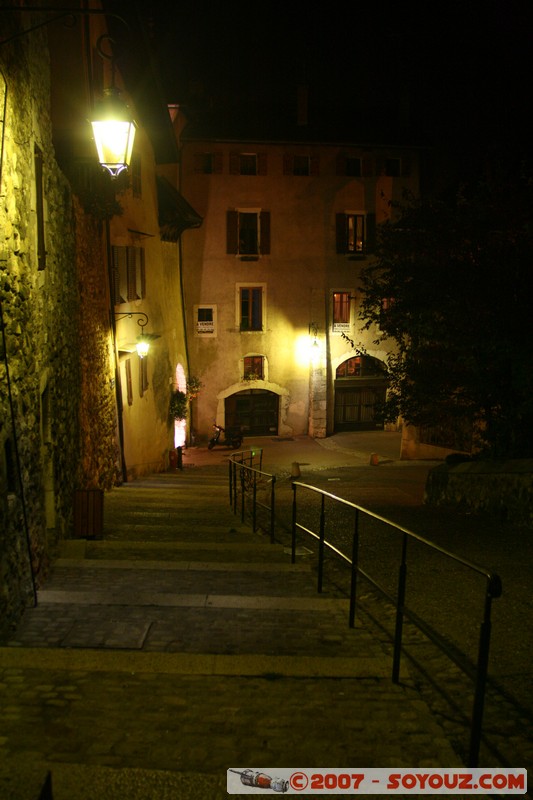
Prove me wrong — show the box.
[207,423,243,450]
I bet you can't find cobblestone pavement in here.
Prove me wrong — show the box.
[0,434,530,798]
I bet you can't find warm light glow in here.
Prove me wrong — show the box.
[135,336,150,358]
[174,364,187,448]
[91,89,136,177]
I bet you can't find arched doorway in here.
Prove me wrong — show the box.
[334,355,388,431]
[225,389,279,435]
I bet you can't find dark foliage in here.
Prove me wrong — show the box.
[356,156,533,458]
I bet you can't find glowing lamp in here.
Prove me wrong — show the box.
[92,88,136,177]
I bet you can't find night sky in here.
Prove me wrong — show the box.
[141,1,532,153]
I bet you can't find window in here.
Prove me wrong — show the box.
[336,213,375,255]
[194,152,223,174]
[239,286,263,331]
[332,292,351,331]
[34,145,46,270]
[283,154,319,176]
[229,152,267,175]
[336,154,374,177]
[112,246,146,304]
[195,305,217,336]
[243,355,264,379]
[226,210,271,256]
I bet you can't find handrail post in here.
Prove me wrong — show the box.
[349,508,359,628]
[270,475,276,544]
[392,531,408,683]
[317,494,325,593]
[291,482,297,564]
[468,586,495,767]
[252,470,257,532]
[240,464,245,523]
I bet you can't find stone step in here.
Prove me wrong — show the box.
[63,539,299,563]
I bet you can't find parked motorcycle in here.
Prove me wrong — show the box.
[207,423,243,450]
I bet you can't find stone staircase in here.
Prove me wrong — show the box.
[1,466,462,799]
[14,467,385,668]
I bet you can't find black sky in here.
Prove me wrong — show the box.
[142,0,532,151]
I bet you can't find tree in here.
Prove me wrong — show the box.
[355,159,533,458]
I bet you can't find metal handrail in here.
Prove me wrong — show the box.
[228,449,277,543]
[291,480,502,768]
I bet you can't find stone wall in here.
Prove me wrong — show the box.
[74,202,121,490]
[1,29,81,638]
[425,459,533,526]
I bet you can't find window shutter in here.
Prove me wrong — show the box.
[260,211,270,254]
[229,152,239,174]
[214,152,224,173]
[226,210,239,254]
[336,154,346,175]
[336,213,347,253]
[139,249,146,299]
[283,154,292,174]
[126,248,137,301]
[362,156,374,177]
[365,213,376,253]
[258,152,267,175]
[310,156,319,176]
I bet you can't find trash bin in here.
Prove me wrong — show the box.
[74,489,104,539]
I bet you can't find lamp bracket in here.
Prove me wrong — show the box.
[114,312,148,333]
[0,7,129,48]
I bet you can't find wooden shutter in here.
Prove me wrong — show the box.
[260,211,270,254]
[310,156,319,176]
[258,152,267,175]
[229,152,240,174]
[139,249,146,299]
[365,213,376,253]
[226,210,238,254]
[126,247,137,300]
[336,213,347,253]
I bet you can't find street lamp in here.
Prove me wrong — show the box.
[114,312,157,358]
[91,86,136,178]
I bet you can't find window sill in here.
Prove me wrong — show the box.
[238,255,259,262]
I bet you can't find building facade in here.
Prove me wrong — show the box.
[179,118,420,443]
[0,2,193,635]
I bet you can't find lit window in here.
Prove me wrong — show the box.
[243,355,264,379]
[333,292,351,330]
[336,213,375,255]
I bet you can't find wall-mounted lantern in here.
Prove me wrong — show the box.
[114,312,158,358]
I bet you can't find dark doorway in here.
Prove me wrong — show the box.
[225,389,279,435]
